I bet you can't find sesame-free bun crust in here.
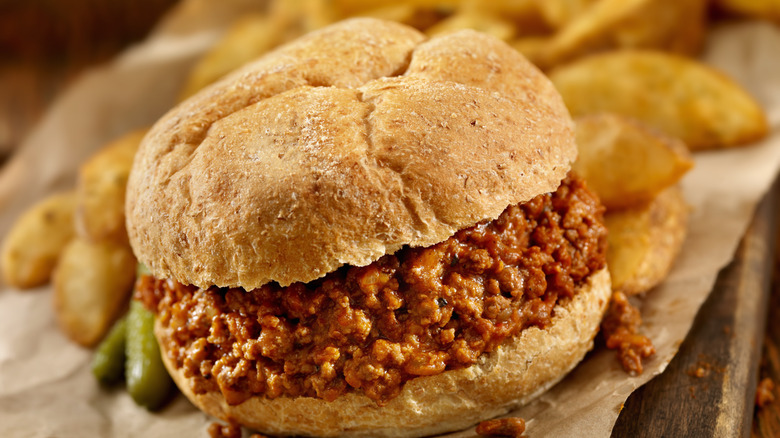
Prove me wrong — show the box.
[126,18,576,289]
[159,267,610,437]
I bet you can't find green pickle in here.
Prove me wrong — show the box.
[136,262,151,277]
[91,316,127,385]
[126,299,173,410]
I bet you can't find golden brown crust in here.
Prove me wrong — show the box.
[607,184,689,295]
[160,267,610,437]
[126,18,576,289]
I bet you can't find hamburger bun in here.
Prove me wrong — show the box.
[127,17,609,437]
[126,18,576,290]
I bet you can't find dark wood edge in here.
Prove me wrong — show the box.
[612,176,779,437]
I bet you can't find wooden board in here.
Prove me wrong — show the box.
[612,180,779,437]
[752,228,780,437]
[4,5,780,435]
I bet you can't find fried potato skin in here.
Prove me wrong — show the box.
[76,129,146,245]
[606,185,688,295]
[1,191,77,289]
[53,238,136,347]
[573,113,693,210]
[550,50,769,150]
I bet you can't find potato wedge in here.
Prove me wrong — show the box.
[53,238,136,347]
[573,113,693,210]
[550,50,769,150]
[1,191,77,288]
[534,0,707,69]
[606,185,688,295]
[76,129,146,245]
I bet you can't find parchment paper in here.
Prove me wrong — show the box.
[1,3,779,436]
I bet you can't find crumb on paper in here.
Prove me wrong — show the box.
[601,291,655,375]
[475,417,526,437]
[756,377,776,408]
[207,421,241,438]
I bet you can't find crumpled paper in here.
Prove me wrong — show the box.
[1,4,779,436]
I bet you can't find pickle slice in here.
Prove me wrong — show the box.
[125,299,172,410]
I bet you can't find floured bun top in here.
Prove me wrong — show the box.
[125,18,576,290]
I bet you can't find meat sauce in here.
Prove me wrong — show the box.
[476,417,527,437]
[137,175,607,405]
[600,291,655,375]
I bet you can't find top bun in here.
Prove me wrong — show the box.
[126,18,576,290]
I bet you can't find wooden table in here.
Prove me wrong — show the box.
[3,3,780,437]
[0,0,179,161]
[612,180,780,437]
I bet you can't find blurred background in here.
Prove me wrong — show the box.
[0,0,179,161]
[2,0,778,164]
[1,1,779,436]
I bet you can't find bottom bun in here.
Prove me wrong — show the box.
[159,267,611,437]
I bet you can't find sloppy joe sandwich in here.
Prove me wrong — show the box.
[126,18,610,437]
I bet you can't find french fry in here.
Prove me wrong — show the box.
[425,11,517,41]
[534,0,707,70]
[179,0,545,100]
[180,0,340,100]
[354,4,451,31]
[606,185,688,296]
[714,0,780,22]
[76,129,146,245]
[460,0,549,36]
[179,14,286,100]
[550,50,769,150]
[532,0,595,29]
[573,113,693,210]
[1,191,77,288]
[332,0,458,16]
[511,36,551,67]
[53,238,136,347]
[354,4,419,24]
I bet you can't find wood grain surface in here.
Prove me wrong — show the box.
[752,217,780,437]
[2,2,780,437]
[0,0,178,161]
[612,180,780,437]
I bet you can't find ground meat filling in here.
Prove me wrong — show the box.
[137,175,607,406]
